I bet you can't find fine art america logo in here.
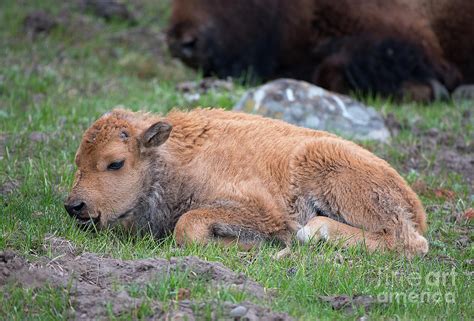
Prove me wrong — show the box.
[375,268,457,304]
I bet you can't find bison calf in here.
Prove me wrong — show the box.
[65,108,428,257]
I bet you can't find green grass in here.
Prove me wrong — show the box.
[0,0,472,320]
[0,285,73,320]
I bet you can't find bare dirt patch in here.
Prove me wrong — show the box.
[79,0,137,24]
[23,10,58,36]
[176,77,235,102]
[384,112,474,190]
[0,236,291,320]
[318,294,385,314]
[0,179,20,197]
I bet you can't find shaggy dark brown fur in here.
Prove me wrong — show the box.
[167,0,474,101]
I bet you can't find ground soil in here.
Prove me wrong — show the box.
[384,111,474,191]
[0,236,291,320]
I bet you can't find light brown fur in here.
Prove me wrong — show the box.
[65,108,428,257]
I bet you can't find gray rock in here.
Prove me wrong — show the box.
[452,85,474,102]
[234,79,391,142]
[229,305,248,318]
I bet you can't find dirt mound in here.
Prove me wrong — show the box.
[0,236,291,320]
[23,10,58,36]
[79,0,136,24]
[407,126,474,188]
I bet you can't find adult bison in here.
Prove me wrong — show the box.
[166,0,474,101]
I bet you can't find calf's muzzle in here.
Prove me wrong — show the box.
[64,199,87,218]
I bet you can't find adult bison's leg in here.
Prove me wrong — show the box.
[312,36,457,102]
[174,205,283,249]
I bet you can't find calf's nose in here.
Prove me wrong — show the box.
[64,200,86,217]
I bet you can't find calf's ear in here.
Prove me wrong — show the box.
[142,121,172,148]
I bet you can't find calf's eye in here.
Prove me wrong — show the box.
[107,160,125,171]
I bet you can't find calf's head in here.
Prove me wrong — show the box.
[64,109,172,228]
